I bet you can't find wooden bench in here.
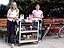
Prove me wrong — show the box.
[43,18,64,24]
[0,18,64,32]
[0,18,7,32]
[42,18,64,30]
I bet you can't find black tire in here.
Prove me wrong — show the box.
[58,26,64,38]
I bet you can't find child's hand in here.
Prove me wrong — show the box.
[13,16,18,20]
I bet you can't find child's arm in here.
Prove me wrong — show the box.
[39,12,44,19]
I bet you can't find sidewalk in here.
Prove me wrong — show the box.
[0,37,64,48]
[0,39,38,48]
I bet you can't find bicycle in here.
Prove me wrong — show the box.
[42,22,64,39]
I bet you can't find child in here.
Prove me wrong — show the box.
[32,4,44,41]
[7,2,19,47]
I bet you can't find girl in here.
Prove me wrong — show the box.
[7,2,19,47]
[32,4,44,41]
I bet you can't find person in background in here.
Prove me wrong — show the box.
[32,4,44,42]
[7,2,19,47]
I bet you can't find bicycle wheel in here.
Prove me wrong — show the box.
[58,26,64,38]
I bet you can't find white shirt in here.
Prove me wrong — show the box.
[32,10,43,18]
[7,9,19,21]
